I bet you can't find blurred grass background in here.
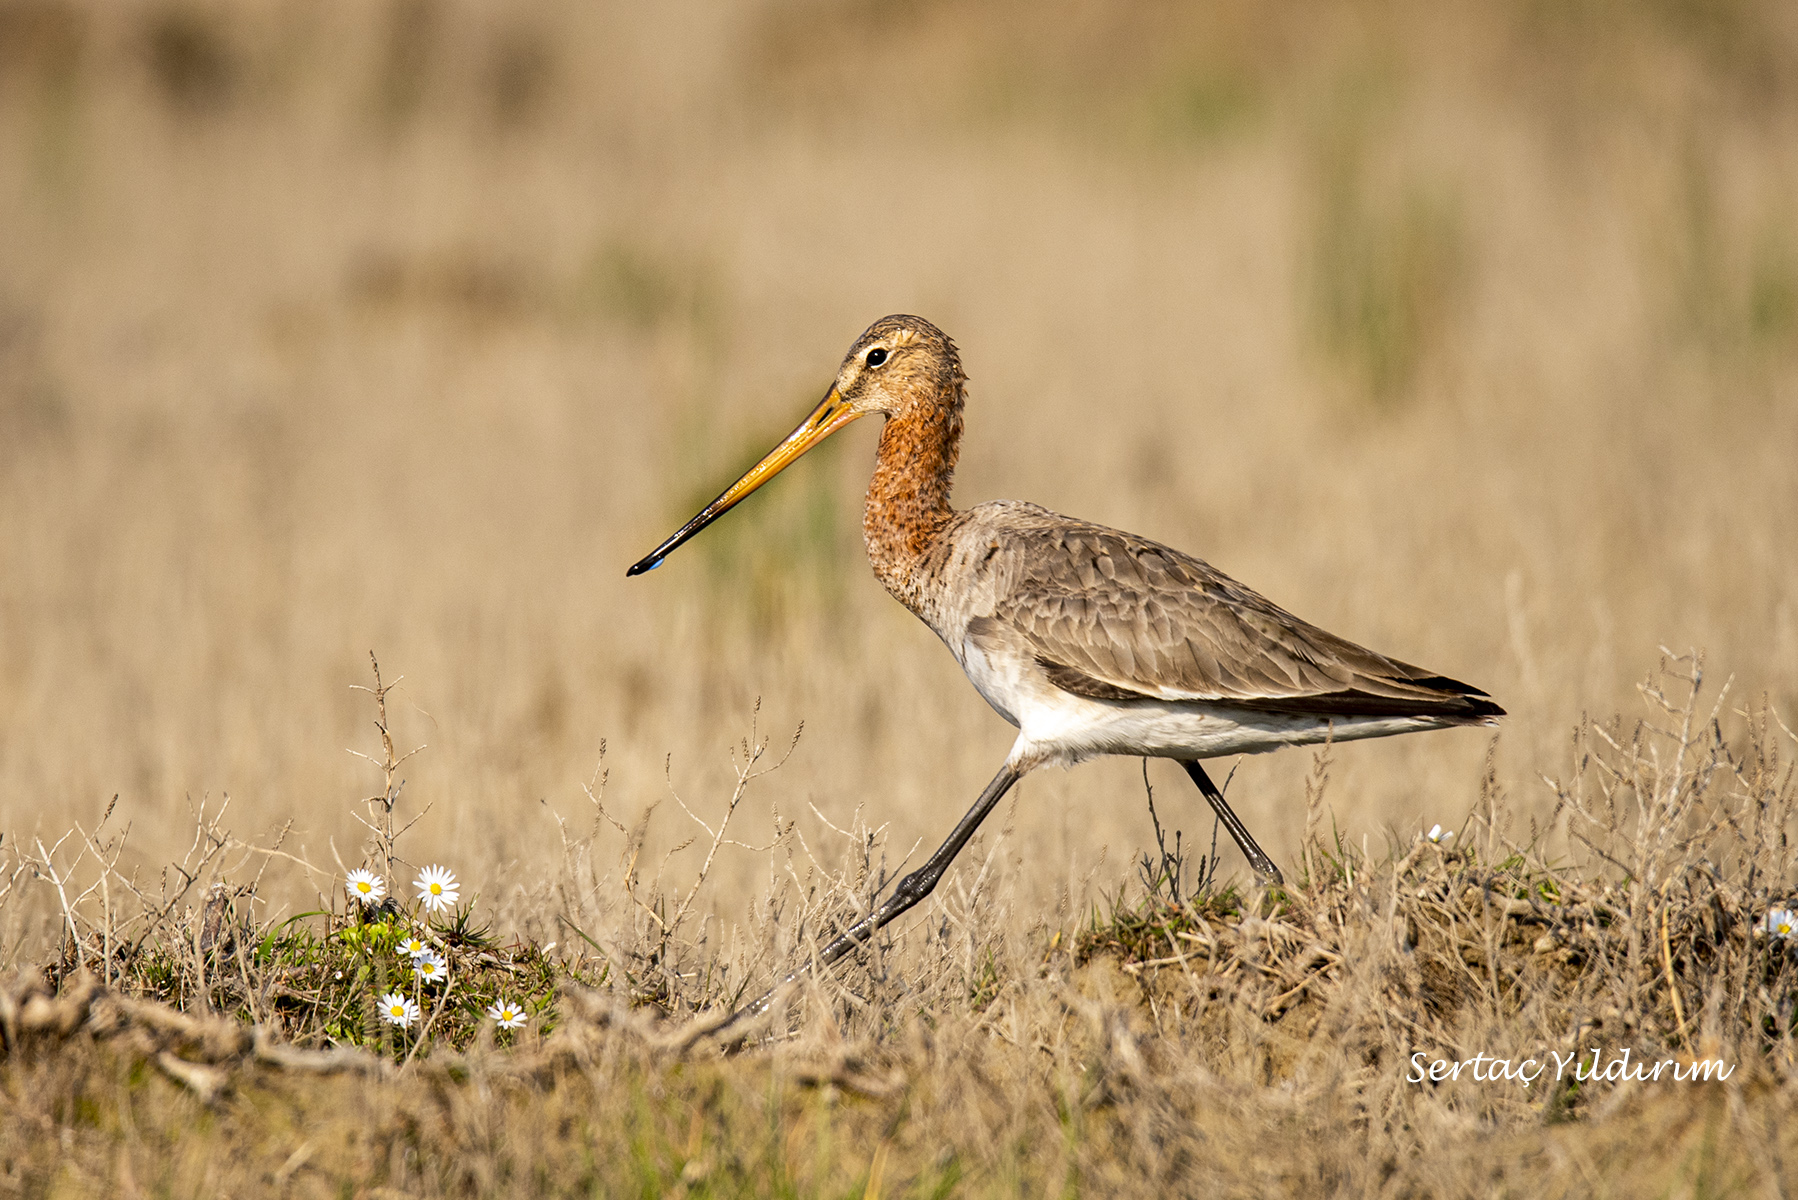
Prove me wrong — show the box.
[1,0,1796,932]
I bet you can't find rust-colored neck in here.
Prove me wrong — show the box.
[863,393,963,613]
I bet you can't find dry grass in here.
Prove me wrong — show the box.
[3,656,1797,1196]
[3,0,1798,1193]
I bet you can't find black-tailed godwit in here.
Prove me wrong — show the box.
[629,314,1501,983]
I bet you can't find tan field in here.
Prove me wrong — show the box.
[2,1,1797,1194]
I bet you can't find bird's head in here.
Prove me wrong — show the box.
[626,314,962,576]
[829,314,965,420]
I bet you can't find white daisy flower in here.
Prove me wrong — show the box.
[396,935,431,958]
[486,999,527,1030]
[345,869,387,906]
[414,865,461,913]
[1427,824,1454,843]
[1762,907,1797,939]
[379,992,419,1028]
[412,949,448,985]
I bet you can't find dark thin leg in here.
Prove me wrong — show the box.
[711,762,1024,1037]
[1180,760,1283,885]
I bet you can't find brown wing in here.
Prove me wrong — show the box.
[974,510,1502,722]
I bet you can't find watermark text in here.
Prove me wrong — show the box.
[1407,1048,1734,1087]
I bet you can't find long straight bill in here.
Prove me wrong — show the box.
[627,384,864,576]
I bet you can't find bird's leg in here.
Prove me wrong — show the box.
[708,762,1023,1039]
[809,761,1023,970]
[1180,760,1283,886]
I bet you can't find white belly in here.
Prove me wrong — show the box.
[958,630,1450,771]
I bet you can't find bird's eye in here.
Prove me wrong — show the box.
[865,347,888,367]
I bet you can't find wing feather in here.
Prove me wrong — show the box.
[972,508,1502,722]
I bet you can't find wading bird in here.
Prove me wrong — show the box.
[628,315,1500,990]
